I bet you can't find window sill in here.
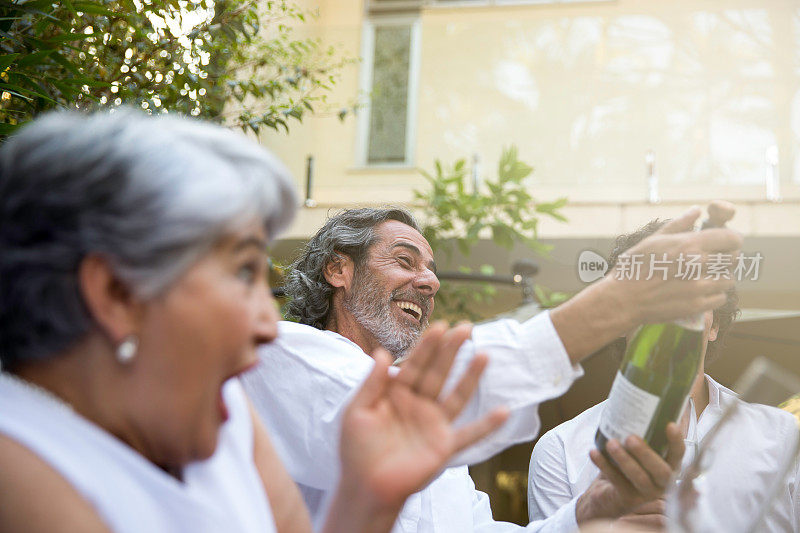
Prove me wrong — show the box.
[347,164,419,174]
[424,0,614,9]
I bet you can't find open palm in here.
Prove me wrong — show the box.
[339,323,508,508]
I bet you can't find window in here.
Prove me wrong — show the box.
[357,18,421,166]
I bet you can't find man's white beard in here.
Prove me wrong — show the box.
[343,267,427,359]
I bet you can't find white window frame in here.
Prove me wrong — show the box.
[355,16,422,168]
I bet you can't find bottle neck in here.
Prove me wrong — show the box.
[671,313,705,332]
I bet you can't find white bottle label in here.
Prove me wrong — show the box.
[599,371,661,442]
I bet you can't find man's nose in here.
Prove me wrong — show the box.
[413,268,440,296]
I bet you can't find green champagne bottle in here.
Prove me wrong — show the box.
[595,315,704,458]
[595,219,717,458]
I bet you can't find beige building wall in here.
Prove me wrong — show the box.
[260,0,800,241]
[261,3,800,522]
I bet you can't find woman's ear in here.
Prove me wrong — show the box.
[78,254,142,344]
[323,252,355,291]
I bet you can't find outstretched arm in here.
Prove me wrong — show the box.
[551,204,741,364]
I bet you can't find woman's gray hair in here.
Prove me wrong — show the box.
[0,109,297,368]
[285,207,420,329]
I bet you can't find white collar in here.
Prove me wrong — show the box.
[704,374,725,409]
[320,328,368,353]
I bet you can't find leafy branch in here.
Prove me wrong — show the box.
[415,146,569,320]
[0,0,352,138]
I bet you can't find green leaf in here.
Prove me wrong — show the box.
[0,83,53,102]
[0,87,33,101]
[5,0,56,12]
[0,29,24,47]
[549,292,570,305]
[491,224,515,249]
[72,2,120,17]
[465,222,484,243]
[534,285,547,304]
[479,264,495,276]
[0,122,22,135]
[534,285,570,308]
[46,31,103,44]
[536,197,568,211]
[522,218,539,231]
[62,0,79,17]
[49,51,82,75]
[0,53,20,70]
[16,50,55,67]
[57,76,108,88]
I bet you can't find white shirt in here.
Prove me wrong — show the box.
[527,375,800,532]
[242,311,583,533]
[0,375,276,533]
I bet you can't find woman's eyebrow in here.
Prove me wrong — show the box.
[234,236,268,253]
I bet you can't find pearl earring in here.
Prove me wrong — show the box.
[116,335,139,364]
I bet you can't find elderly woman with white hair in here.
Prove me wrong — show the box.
[0,111,506,533]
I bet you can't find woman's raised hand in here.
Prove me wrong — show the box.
[339,322,509,510]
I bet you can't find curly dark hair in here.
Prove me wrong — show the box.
[284,207,421,329]
[607,219,739,363]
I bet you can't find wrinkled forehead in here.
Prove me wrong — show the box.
[372,220,434,261]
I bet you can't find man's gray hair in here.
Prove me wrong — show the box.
[284,207,421,329]
[0,109,297,368]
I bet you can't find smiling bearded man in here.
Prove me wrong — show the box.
[343,262,430,358]
[340,220,433,359]
[241,205,742,533]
